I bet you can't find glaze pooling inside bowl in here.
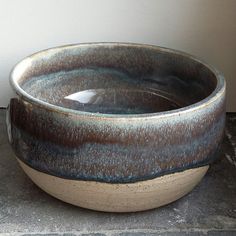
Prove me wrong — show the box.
[18,45,217,114]
[63,88,180,114]
[22,68,181,114]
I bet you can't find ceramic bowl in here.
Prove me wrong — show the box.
[7,43,225,212]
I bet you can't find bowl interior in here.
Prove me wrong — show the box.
[13,44,217,115]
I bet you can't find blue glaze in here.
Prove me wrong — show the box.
[8,43,226,184]
[9,102,225,183]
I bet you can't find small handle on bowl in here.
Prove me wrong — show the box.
[6,98,19,144]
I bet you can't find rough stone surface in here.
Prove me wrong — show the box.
[0,109,236,235]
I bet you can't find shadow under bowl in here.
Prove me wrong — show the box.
[7,43,225,212]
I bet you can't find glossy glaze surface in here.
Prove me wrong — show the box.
[8,43,226,183]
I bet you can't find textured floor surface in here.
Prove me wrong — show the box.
[0,109,235,235]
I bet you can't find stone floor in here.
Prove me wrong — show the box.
[0,109,235,235]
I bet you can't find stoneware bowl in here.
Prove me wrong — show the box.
[7,43,225,212]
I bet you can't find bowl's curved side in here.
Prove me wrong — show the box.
[7,43,226,211]
[7,85,225,183]
[17,158,208,212]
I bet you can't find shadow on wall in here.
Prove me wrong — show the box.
[163,0,235,111]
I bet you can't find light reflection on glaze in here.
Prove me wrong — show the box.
[63,88,180,114]
[65,89,99,104]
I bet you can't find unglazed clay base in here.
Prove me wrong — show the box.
[18,158,208,212]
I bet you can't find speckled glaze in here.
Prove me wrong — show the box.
[7,43,225,211]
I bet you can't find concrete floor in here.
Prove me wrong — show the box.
[0,109,235,235]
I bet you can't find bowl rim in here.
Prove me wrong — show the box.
[9,42,226,119]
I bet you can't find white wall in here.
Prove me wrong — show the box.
[0,0,235,111]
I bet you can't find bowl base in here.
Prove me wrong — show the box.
[17,158,208,212]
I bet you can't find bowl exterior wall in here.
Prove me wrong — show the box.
[7,89,225,183]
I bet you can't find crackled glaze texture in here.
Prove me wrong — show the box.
[8,43,225,184]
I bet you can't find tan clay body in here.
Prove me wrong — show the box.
[18,158,208,212]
